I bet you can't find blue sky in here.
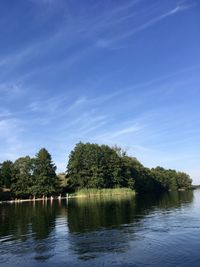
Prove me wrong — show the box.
[0,0,200,183]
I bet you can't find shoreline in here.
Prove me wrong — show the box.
[0,188,192,204]
[0,196,68,204]
[0,189,136,204]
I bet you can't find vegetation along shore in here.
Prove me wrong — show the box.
[0,142,192,202]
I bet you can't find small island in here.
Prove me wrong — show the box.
[0,142,192,202]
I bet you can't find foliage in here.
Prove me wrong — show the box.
[0,142,193,201]
[0,160,14,188]
[151,167,192,191]
[32,148,57,196]
[0,148,57,198]
[67,142,192,193]
[67,142,125,190]
[11,156,35,197]
[57,172,69,193]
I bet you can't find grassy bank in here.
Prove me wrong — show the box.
[69,188,135,198]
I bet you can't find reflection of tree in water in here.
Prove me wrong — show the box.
[31,202,57,240]
[0,191,194,262]
[135,190,194,214]
[0,201,58,240]
[68,195,137,233]
[158,190,194,209]
[67,191,194,259]
[0,202,32,241]
[67,195,136,259]
[0,201,67,263]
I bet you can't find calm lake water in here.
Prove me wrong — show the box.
[0,190,200,267]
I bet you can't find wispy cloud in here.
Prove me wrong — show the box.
[96,3,194,48]
[0,0,199,183]
[92,121,142,143]
[111,125,141,138]
[29,94,67,114]
[0,0,195,82]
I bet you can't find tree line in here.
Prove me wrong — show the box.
[67,143,192,193]
[0,142,192,199]
[0,148,57,198]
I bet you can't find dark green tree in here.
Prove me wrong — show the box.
[32,148,57,196]
[151,167,192,191]
[0,160,14,188]
[0,142,193,200]
[120,156,142,189]
[11,156,35,197]
[67,142,193,193]
[67,142,124,190]
[176,172,192,189]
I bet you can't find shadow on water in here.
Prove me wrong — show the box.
[0,190,194,264]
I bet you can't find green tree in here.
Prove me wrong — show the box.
[120,156,142,189]
[151,167,192,191]
[32,148,57,196]
[176,172,192,189]
[0,160,14,188]
[67,143,178,193]
[67,143,103,189]
[100,145,123,188]
[11,156,34,197]
[67,142,124,190]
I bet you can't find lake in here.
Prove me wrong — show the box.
[0,190,200,267]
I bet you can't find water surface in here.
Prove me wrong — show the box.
[0,190,200,267]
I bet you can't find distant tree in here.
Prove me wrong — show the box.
[151,167,192,191]
[67,143,103,189]
[112,145,127,157]
[0,143,193,199]
[11,156,35,197]
[120,155,164,193]
[67,142,124,190]
[67,143,190,193]
[100,145,123,188]
[0,160,14,188]
[32,148,57,196]
[120,156,140,189]
[176,172,192,189]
